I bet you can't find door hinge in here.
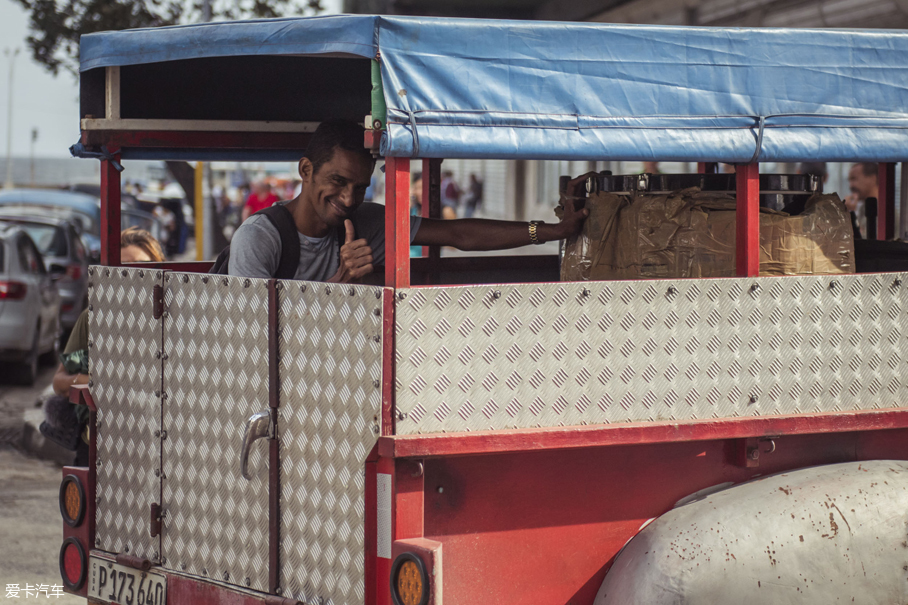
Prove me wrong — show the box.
[152,284,164,319]
[150,502,162,537]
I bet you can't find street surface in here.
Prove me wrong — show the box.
[0,365,83,604]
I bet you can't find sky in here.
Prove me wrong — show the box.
[0,0,343,159]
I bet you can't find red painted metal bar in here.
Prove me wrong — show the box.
[381,289,395,436]
[378,407,908,459]
[735,163,760,277]
[384,157,410,288]
[100,150,122,266]
[125,261,212,272]
[878,162,896,240]
[364,458,378,605]
[266,280,280,594]
[82,130,312,151]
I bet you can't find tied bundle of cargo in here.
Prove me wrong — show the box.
[560,173,855,281]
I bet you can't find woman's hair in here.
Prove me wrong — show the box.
[121,227,165,262]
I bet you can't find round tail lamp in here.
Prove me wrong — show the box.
[390,552,429,605]
[59,474,85,527]
[59,537,87,590]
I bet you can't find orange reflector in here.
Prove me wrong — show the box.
[64,481,81,522]
[59,475,85,527]
[396,560,423,605]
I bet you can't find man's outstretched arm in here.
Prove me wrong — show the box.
[412,172,593,250]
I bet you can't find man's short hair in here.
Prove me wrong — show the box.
[304,119,374,174]
[854,162,878,179]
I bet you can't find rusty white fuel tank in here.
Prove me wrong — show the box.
[596,460,908,604]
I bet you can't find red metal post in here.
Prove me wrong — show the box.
[384,157,410,288]
[878,162,896,240]
[735,163,760,277]
[100,150,122,266]
[697,162,718,174]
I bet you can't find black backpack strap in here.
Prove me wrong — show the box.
[259,204,300,280]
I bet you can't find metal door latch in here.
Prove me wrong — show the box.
[241,409,274,480]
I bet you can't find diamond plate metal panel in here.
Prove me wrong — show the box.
[89,266,163,559]
[279,282,385,605]
[394,274,908,434]
[161,273,270,591]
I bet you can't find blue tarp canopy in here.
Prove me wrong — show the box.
[80,15,908,162]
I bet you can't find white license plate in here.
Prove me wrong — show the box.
[87,557,167,605]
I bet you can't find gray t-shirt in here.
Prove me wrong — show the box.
[228,201,422,281]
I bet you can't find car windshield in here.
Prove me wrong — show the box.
[19,224,67,257]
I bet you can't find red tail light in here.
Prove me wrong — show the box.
[59,538,86,590]
[0,281,27,299]
[66,265,82,281]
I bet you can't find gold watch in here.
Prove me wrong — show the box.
[529,220,543,245]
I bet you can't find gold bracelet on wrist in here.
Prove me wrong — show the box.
[529,220,543,245]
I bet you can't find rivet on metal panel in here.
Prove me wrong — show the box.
[373,425,380,434]
[492,290,501,299]
[155,351,161,359]
[373,335,381,343]
[397,411,408,420]
[582,289,590,297]
[437,486,444,493]
[750,284,760,294]
[88,281,93,288]
[96,460,101,467]
[182,275,189,283]
[376,291,381,299]
[398,292,406,300]
[300,284,307,293]
[161,353,168,361]
[374,308,381,316]
[139,270,144,278]
[349,287,356,296]
[154,469,160,477]
[749,395,758,404]
[160,430,167,440]
[222,278,229,286]
[223,572,230,581]
[202,276,209,284]
[165,275,170,282]
[275,281,282,290]
[244,279,251,288]
[275,586,282,594]
[154,430,160,438]
[202,569,207,576]
[95,539,100,546]
[666,286,677,297]
[88,380,93,387]
[121,269,128,277]
[87,340,93,348]
[162,311,169,318]
[749,448,760,461]
[154,391,160,398]
[88,268,93,276]
[181,563,186,570]
[105,269,110,277]
[152,552,158,561]
[373,380,380,388]
[161,558,166,565]
[245,578,251,587]
[893,278,902,288]
[829,281,838,290]
[89,304,92,311]
[325,286,331,295]
[124,545,129,553]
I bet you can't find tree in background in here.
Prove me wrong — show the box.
[15,0,324,76]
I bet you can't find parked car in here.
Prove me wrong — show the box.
[0,223,61,385]
[0,215,88,331]
[0,189,166,263]
[0,189,101,262]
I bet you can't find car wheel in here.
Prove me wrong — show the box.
[15,326,40,386]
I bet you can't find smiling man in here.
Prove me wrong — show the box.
[228,120,589,283]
